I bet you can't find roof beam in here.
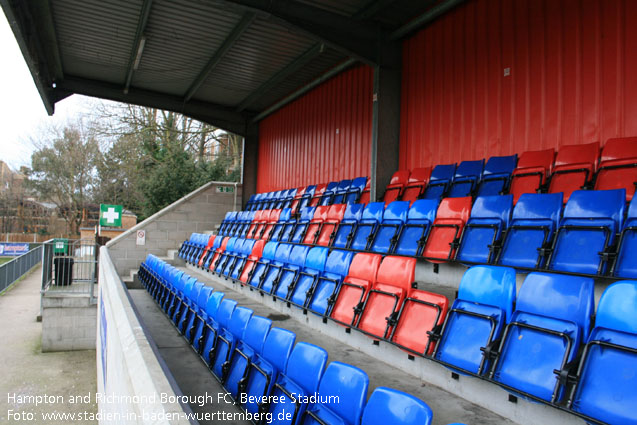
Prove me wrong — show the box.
[184,12,256,103]
[235,43,324,112]
[352,0,399,20]
[390,0,465,40]
[123,0,153,93]
[58,76,250,136]
[219,0,379,65]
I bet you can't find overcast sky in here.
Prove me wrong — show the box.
[0,11,90,170]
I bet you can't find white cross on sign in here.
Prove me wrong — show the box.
[103,207,120,224]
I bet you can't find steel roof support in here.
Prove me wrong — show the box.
[123,0,153,94]
[390,0,465,40]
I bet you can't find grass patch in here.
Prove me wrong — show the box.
[0,257,14,265]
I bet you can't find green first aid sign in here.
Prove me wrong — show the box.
[100,204,123,227]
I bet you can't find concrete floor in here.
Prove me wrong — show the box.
[0,266,98,424]
[129,264,516,425]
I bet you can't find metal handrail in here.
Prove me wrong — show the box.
[0,245,42,294]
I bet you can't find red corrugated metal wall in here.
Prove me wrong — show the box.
[257,65,373,193]
[400,0,637,169]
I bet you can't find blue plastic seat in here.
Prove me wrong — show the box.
[201,298,236,364]
[243,328,296,415]
[394,199,438,256]
[266,342,328,425]
[332,204,364,249]
[211,306,253,380]
[273,245,310,299]
[570,281,637,424]
[319,181,339,206]
[360,387,433,425]
[302,362,368,425]
[289,247,329,307]
[203,236,224,269]
[434,266,516,375]
[345,177,367,204]
[350,202,384,251]
[247,241,279,288]
[245,194,257,211]
[478,154,518,196]
[496,193,563,269]
[193,291,223,353]
[448,159,484,198]
[224,315,272,398]
[260,243,293,294]
[182,281,206,338]
[227,211,243,236]
[270,208,292,241]
[490,272,594,403]
[219,212,237,235]
[548,189,625,275]
[291,207,317,243]
[611,196,637,278]
[423,163,456,199]
[307,250,354,316]
[331,179,353,204]
[456,195,513,264]
[369,201,409,254]
[225,239,254,279]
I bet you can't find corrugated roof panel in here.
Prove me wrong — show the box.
[52,0,142,83]
[296,0,367,17]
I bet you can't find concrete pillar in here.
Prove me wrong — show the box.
[242,121,259,206]
[370,40,402,202]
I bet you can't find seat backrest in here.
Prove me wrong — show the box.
[484,154,518,177]
[423,197,472,262]
[510,148,555,202]
[430,163,456,182]
[350,202,385,250]
[376,256,416,292]
[468,195,513,226]
[262,241,279,261]
[457,266,516,318]
[448,159,484,197]
[434,196,472,221]
[370,201,409,253]
[273,243,293,264]
[310,184,327,207]
[309,362,369,425]
[320,181,339,206]
[393,199,439,257]
[324,249,355,277]
[511,192,563,223]
[389,170,410,186]
[242,315,272,355]
[595,137,637,201]
[332,179,352,204]
[407,198,439,222]
[361,387,433,425]
[516,272,594,338]
[287,244,311,268]
[549,142,600,201]
[205,292,224,319]
[562,189,625,228]
[383,170,410,204]
[554,142,600,171]
[228,306,253,339]
[348,253,382,282]
[593,280,637,339]
[216,298,238,329]
[262,327,296,374]
[284,342,328,395]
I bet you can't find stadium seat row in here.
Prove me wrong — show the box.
[246,138,637,213]
[140,256,637,425]
[189,188,637,278]
[137,255,460,425]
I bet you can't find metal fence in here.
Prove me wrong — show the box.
[41,239,98,303]
[0,245,43,294]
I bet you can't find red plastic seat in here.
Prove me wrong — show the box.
[402,167,431,203]
[390,288,448,355]
[259,209,282,240]
[330,253,382,326]
[509,148,554,203]
[208,237,230,271]
[309,184,327,207]
[289,186,306,214]
[197,235,216,267]
[383,170,410,205]
[549,142,600,202]
[316,204,347,246]
[356,256,416,339]
[422,197,472,263]
[302,205,330,244]
[595,137,637,201]
[238,240,265,283]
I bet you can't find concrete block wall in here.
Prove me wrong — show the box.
[41,293,97,352]
[107,181,241,276]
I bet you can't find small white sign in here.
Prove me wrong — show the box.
[136,230,146,246]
